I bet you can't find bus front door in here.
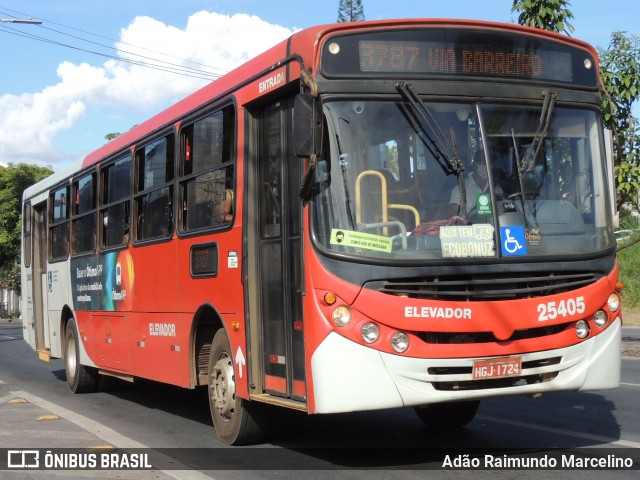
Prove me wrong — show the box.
[247,98,306,404]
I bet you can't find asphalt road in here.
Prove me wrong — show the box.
[0,319,639,479]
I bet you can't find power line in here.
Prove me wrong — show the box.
[0,5,228,80]
[43,24,222,80]
[25,8,227,76]
[0,24,221,80]
[0,8,223,79]
[38,22,227,77]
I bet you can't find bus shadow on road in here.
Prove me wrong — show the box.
[260,392,626,469]
[51,366,625,468]
[264,392,620,445]
[51,369,212,426]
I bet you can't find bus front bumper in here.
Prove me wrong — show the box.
[310,318,621,414]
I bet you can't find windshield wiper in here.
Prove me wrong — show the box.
[511,129,539,228]
[338,152,356,230]
[510,90,556,226]
[396,81,466,215]
[332,113,356,230]
[519,90,556,174]
[396,81,465,175]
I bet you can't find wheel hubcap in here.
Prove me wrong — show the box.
[67,335,77,378]
[211,353,235,420]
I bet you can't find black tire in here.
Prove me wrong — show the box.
[208,329,267,445]
[64,318,98,393]
[414,400,480,429]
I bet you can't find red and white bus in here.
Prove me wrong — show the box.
[21,19,622,445]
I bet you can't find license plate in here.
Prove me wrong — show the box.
[473,356,522,380]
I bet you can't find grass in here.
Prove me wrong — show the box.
[616,213,640,311]
[618,247,640,307]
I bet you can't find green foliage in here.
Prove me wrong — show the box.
[598,32,640,207]
[618,241,640,308]
[0,262,21,294]
[105,125,139,142]
[386,142,399,179]
[614,211,640,306]
[0,163,53,290]
[511,0,575,35]
[104,132,121,141]
[337,0,365,23]
[599,32,640,135]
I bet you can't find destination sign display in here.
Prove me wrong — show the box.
[321,28,597,87]
[359,40,563,79]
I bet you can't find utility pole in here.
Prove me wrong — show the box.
[0,17,42,25]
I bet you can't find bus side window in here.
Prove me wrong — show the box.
[71,172,97,255]
[179,105,236,233]
[134,134,175,241]
[23,203,32,267]
[49,185,70,260]
[100,155,131,249]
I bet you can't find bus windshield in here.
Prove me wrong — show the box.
[312,99,615,261]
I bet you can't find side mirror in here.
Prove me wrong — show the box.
[604,128,619,228]
[293,94,322,157]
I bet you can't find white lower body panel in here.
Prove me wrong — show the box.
[311,318,621,414]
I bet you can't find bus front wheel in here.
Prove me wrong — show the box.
[414,400,480,428]
[207,329,266,445]
[64,318,98,393]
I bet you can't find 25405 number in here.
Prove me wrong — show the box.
[537,296,585,321]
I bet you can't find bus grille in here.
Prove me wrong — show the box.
[414,322,571,344]
[371,271,598,301]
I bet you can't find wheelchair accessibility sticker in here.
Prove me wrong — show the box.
[500,226,527,256]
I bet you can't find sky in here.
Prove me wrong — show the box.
[0,0,637,171]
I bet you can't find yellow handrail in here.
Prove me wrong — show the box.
[355,170,420,232]
[388,204,420,231]
[355,170,387,225]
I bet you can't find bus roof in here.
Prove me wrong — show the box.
[23,158,84,202]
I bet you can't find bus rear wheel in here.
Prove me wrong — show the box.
[207,329,266,445]
[414,400,480,428]
[64,318,98,393]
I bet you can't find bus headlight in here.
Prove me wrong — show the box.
[607,293,621,313]
[361,323,380,344]
[331,306,352,327]
[593,310,608,328]
[575,320,590,339]
[391,332,409,353]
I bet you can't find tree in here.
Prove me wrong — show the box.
[105,132,121,141]
[511,0,574,36]
[105,124,138,142]
[0,163,53,292]
[337,0,365,23]
[598,32,640,207]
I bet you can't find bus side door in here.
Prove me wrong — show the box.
[30,202,49,355]
[246,97,306,403]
